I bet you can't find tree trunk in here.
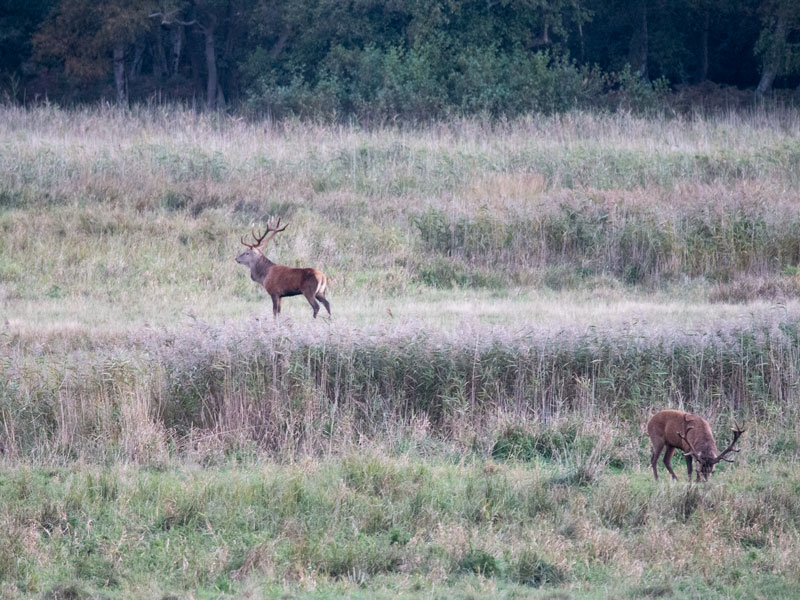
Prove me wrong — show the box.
[113,42,127,105]
[699,8,709,82]
[756,67,777,97]
[269,29,290,60]
[216,81,226,111]
[629,0,649,79]
[189,36,203,99]
[171,24,184,76]
[131,37,146,80]
[529,22,550,47]
[220,9,235,108]
[153,26,168,81]
[203,19,218,110]
[756,9,788,96]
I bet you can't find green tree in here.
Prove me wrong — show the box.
[152,0,250,110]
[0,0,55,99]
[34,0,153,104]
[755,0,800,95]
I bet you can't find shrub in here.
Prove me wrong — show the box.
[491,425,595,462]
[510,551,566,587]
[458,548,499,576]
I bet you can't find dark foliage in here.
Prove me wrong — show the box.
[1,0,798,115]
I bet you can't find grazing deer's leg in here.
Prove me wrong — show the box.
[316,294,331,316]
[650,440,664,480]
[663,446,679,481]
[685,454,693,480]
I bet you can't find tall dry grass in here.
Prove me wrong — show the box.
[2,104,800,334]
[3,104,799,214]
[2,316,798,463]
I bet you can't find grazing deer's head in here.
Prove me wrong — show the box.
[235,217,287,269]
[678,417,746,482]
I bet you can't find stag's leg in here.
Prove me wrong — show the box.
[685,454,693,480]
[663,446,679,481]
[303,291,321,318]
[271,294,282,318]
[316,294,331,316]
[650,440,664,480]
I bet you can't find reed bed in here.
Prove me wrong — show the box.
[2,316,799,463]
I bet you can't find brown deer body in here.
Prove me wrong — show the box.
[236,218,331,319]
[647,410,745,481]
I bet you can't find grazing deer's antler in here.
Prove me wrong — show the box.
[677,425,701,459]
[712,419,746,464]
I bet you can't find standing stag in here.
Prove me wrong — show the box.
[236,218,331,319]
[647,410,745,481]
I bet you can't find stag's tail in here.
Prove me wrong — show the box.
[315,272,327,297]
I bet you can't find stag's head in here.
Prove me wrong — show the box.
[236,218,287,267]
[679,419,746,481]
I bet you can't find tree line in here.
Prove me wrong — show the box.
[2,0,799,118]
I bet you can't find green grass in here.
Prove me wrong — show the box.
[1,456,800,599]
[3,104,800,597]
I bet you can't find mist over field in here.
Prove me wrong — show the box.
[2,105,800,598]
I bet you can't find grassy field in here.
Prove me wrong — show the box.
[2,104,800,598]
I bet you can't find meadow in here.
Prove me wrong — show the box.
[2,104,800,598]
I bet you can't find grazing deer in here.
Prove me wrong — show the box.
[236,218,331,319]
[647,410,745,482]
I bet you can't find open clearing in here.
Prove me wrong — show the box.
[2,105,800,598]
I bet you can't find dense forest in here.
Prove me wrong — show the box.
[2,0,799,117]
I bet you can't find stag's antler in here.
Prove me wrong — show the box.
[240,217,288,248]
[240,227,269,248]
[712,419,746,464]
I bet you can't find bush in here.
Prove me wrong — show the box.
[604,65,670,114]
[458,548,499,576]
[246,44,604,121]
[410,202,800,287]
[491,425,596,462]
[510,551,566,587]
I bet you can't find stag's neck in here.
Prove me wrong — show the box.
[250,254,274,284]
